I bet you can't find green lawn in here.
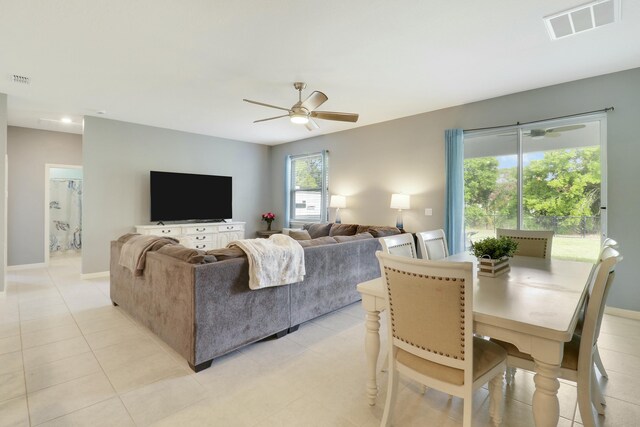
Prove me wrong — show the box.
[466,229,600,263]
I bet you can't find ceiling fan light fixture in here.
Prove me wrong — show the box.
[290,113,309,124]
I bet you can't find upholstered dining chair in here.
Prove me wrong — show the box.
[602,237,619,249]
[496,229,554,259]
[493,247,622,427]
[376,252,507,427]
[379,233,417,259]
[579,239,620,380]
[416,229,449,260]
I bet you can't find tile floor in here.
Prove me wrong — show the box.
[1,255,640,426]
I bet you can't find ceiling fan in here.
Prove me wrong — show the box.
[524,124,586,138]
[243,82,359,131]
[499,124,586,138]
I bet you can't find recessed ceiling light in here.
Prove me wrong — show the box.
[60,117,72,124]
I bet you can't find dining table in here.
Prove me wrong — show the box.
[356,252,594,427]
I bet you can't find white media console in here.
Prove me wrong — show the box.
[135,222,245,250]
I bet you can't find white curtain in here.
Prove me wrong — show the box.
[50,179,83,252]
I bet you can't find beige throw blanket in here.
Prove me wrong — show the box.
[119,234,177,275]
[228,234,305,290]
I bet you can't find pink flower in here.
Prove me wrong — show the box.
[261,212,276,222]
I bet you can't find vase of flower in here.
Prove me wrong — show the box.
[470,236,518,278]
[261,212,275,231]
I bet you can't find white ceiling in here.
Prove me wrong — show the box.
[1,1,639,145]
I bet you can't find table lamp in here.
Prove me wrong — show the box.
[330,195,347,224]
[390,193,410,229]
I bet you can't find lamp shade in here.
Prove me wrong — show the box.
[390,193,410,210]
[330,195,347,209]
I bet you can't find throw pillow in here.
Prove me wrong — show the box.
[289,230,312,240]
[298,236,338,247]
[333,232,374,243]
[156,245,205,264]
[303,223,333,238]
[368,226,402,238]
[329,223,358,236]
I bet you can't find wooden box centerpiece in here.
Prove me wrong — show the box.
[470,236,518,277]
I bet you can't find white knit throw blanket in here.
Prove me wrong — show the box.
[228,234,305,290]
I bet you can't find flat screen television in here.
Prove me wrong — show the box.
[150,171,232,222]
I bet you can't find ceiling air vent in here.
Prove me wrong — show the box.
[10,74,31,85]
[544,0,620,40]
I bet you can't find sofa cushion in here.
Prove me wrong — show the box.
[289,230,312,241]
[206,247,246,260]
[303,223,333,238]
[157,245,205,264]
[329,223,358,237]
[298,236,338,248]
[368,226,402,238]
[333,232,374,243]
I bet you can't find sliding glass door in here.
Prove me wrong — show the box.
[464,116,606,262]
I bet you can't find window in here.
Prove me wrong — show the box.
[287,151,328,225]
[463,116,606,262]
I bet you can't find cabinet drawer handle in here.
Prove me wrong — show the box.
[227,226,233,230]
[196,244,206,249]
[196,236,205,240]
[161,230,170,234]
[196,228,205,232]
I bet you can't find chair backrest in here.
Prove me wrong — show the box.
[416,229,449,260]
[379,233,417,258]
[376,251,474,383]
[578,247,622,374]
[602,237,619,249]
[496,229,554,259]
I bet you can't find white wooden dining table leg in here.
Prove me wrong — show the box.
[532,360,562,427]
[364,308,381,405]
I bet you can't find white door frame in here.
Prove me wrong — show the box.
[44,164,82,265]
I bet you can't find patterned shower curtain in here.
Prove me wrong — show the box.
[50,179,83,252]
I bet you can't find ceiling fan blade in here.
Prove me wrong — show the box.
[311,111,359,122]
[300,91,328,112]
[253,114,289,123]
[545,132,561,137]
[305,118,319,131]
[546,124,586,133]
[243,99,291,112]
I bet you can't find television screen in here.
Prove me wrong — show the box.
[150,171,232,222]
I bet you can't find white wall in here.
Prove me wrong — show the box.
[7,127,82,266]
[0,94,6,293]
[271,67,640,311]
[82,116,272,274]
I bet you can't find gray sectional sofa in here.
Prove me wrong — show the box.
[110,223,399,372]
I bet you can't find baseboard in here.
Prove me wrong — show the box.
[6,262,46,271]
[81,271,110,280]
[604,306,640,320]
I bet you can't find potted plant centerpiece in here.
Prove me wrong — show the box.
[470,236,518,277]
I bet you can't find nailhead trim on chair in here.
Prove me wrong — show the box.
[511,236,549,258]
[389,242,416,258]
[384,266,466,360]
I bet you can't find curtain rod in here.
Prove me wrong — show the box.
[463,107,614,133]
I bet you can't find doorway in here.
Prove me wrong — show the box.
[44,164,83,264]
[463,115,606,262]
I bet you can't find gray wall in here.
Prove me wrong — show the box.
[0,94,6,293]
[7,127,82,266]
[82,117,272,274]
[271,67,640,311]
